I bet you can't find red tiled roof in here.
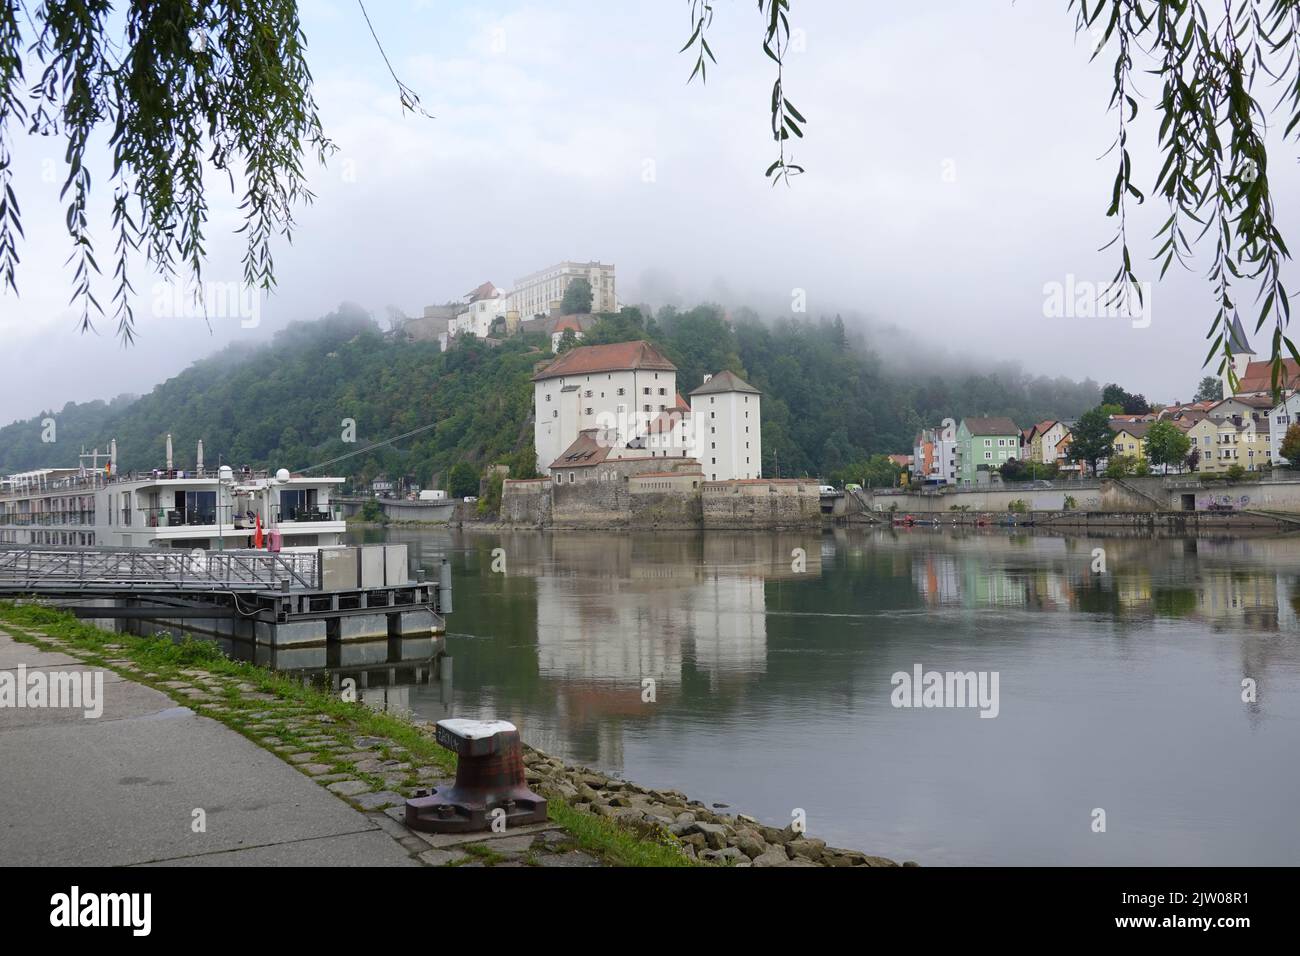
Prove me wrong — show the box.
[465,281,499,302]
[549,429,614,470]
[532,340,677,381]
[1236,358,1300,395]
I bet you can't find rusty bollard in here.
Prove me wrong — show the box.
[404,719,548,833]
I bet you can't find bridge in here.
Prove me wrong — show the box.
[0,544,451,650]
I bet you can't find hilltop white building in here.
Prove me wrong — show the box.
[514,261,617,319]
[448,281,514,340]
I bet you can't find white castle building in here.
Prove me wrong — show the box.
[444,261,618,348]
[531,340,761,481]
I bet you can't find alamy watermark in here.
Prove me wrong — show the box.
[1042,274,1151,329]
[152,279,261,329]
[50,886,151,936]
[0,665,103,718]
[890,664,999,718]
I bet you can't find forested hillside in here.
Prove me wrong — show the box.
[0,303,1101,484]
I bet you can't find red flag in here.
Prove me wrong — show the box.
[254,514,264,549]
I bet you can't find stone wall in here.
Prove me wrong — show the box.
[868,484,1102,514]
[627,490,702,529]
[701,480,821,530]
[548,459,700,529]
[503,475,819,529]
[868,476,1300,515]
[501,479,551,527]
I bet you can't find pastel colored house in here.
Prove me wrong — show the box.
[1108,421,1150,462]
[1027,420,1070,466]
[956,417,1021,484]
[1268,391,1300,464]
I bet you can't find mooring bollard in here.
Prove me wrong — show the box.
[404,718,547,833]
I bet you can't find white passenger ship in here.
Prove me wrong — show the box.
[0,437,346,551]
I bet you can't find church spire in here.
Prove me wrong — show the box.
[1227,314,1255,355]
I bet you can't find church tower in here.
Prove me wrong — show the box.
[1222,314,1255,397]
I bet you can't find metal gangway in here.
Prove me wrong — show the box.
[0,546,320,595]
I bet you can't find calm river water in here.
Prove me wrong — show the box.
[348,525,1300,866]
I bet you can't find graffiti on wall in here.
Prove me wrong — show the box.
[1196,494,1251,511]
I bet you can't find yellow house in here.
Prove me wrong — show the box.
[1190,415,1273,473]
[1185,417,1220,472]
[1109,422,1150,461]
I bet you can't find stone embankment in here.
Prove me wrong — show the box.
[522,746,911,868]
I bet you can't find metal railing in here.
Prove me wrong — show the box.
[0,546,320,592]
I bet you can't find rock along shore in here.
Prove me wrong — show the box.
[520,744,913,868]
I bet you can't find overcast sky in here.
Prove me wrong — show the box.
[1,0,1297,426]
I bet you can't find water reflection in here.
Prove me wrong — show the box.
[357,525,1300,865]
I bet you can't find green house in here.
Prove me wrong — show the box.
[956,417,1021,484]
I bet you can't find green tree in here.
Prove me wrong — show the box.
[1280,423,1300,468]
[1066,407,1116,477]
[1102,383,1150,415]
[833,454,900,488]
[1144,420,1192,473]
[556,328,578,353]
[561,278,593,315]
[1193,376,1223,403]
[448,462,479,498]
[1105,454,1141,478]
[505,446,539,480]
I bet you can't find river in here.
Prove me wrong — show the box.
[347,525,1300,866]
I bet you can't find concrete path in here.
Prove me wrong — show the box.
[0,629,417,867]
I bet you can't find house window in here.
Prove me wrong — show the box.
[617,388,625,396]
[984,439,991,446]
[569,473,575,483]
[585,408,593,415]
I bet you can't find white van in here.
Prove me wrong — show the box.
[818,484,836,495]
[418,489,447,501]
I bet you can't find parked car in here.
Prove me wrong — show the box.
[463,496,478,503]
[818,485,836,495]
